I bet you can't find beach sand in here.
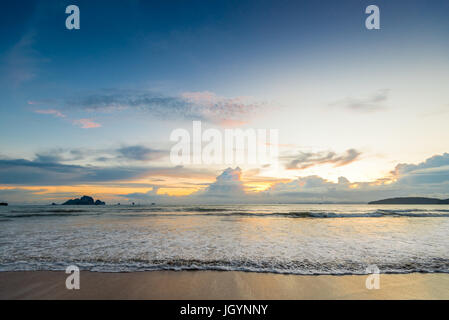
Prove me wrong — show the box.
[0,271,448,300]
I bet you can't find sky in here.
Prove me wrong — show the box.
[1,0,449,204]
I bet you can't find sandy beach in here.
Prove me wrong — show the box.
[1,271,448,300]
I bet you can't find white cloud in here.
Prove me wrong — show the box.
[329,89,390,112]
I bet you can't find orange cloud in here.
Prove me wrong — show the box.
[73,118,102,129]
[35,109,66,118]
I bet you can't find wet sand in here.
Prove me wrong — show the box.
[0,271,448,300]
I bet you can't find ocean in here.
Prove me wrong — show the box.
[1,204,449,275]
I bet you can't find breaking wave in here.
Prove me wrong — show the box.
[2,206,449,219]
[1,257,449,275]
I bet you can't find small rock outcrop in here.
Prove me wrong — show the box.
[62,196,106,205]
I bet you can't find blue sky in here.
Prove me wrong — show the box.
[1,0,449,203]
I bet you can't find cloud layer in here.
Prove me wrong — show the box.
[67,90,267,124]
[1,150,449,203]
[122,153,449,204]
[285,149,361,170]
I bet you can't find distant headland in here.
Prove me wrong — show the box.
[62,196,105,205]
[368,197,449,205]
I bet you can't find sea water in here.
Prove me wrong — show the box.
[1,204,448,274]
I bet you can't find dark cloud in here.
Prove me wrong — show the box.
[33,148,89,163]
[34,153,64,163]
[117,145,166,161]
[285,149,361,170]
[31,145,167,164]
[393,153,449,185]
[0,158,212,186]
[0,159,146,185]
[67,90,267,124]
[70,92,186,115]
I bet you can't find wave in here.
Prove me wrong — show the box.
[2,207,449,219]
[1,257,448,275]
[0,210,449,221]
[8,209,87,214]
[182,207,235,212]
[284,210,449,218]
[0,211,103,218]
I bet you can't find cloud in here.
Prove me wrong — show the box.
[2,149,449,203]
[264,175,393,203]
[117,146,165,161]
[122,152,449,204]
[269,153,449,202]
[67,90,268,124]
[73,119,102,129]
[1,32,39,86]
[285,149,361,170]
[34,109,66,118]
[123,167,248,204]
[0,154,214,186]
[121,187,163,202]
[393,153,449,185]
[123,167,360,204]
[181,91,264,124]
[34,153,65,163]
[0,159,146,185]
[329,89,390,112]
[33,148,91,164]
[200,167,244,197]
[24,145,168,166]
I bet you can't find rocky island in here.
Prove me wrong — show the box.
[62,196,105,205]
[368,197,449,204]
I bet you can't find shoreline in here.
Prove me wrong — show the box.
[1,271,448,300]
